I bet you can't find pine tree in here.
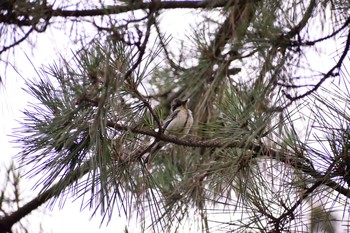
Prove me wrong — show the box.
[1,0,350,232]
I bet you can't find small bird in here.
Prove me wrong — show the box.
[162,98,193,137]
[145,98,193,164]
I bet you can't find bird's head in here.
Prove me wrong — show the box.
[171,98,188,112]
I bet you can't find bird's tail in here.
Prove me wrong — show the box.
[144,141,166,166]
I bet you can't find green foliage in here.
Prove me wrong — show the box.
[311,206,337,233]
[14,40,159,220]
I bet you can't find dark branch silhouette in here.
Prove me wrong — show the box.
[285,29,350,102]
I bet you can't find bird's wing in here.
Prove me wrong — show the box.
[145,110,180,165]
[162,109,180,133]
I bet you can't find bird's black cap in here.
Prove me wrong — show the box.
[171,98,188,112]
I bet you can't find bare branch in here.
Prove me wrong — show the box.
[291,16,350,47]
[51,1,237,18]
[0,160,91,233]
[0,27,34,55]
[286,29,350,102]
[285,0,316,39]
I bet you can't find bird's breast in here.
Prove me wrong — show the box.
[165,109,193,136]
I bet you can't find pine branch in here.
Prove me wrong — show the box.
[107,120,350,199]
[0,160,91,233]
[0,0,238,55]
[3,116,350,232]
[51,1,237,18]
[0,0,237,26]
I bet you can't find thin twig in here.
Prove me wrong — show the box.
[123,11,162,131]
[0,27,34,55]
[154,17,186,72]
[291,16,350,47]
[286,29,350,102]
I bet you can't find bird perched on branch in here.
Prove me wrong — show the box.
[145,98,193,164]
[162,98,193,137]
